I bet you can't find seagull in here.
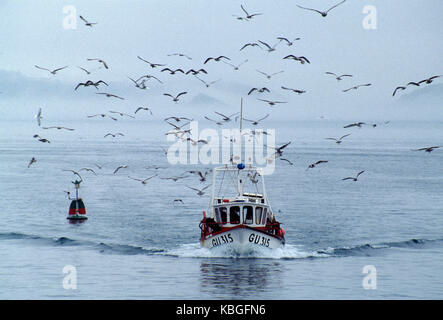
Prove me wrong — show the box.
[35,65,68,75]
[325,72,353,81]
[283,55,310,64]
[392,86,406,96]
[80,168,97,175]
[113,165,128,174]
[161,68,185,75]
[87,114,118,121]
[325,134,351,144]
[281,86,306,94]
[79,15,97,27]
[27,157,37,168]
[194,75,221,88]
[163,92,187,103]
[296,0,346,17]
[42,126,75,131]
[258,40,280,52]
[77,66,92,74]
[62,169,83,181]
[239,43,262,51]
[135,107,153,115]
[128,77,149,90]
[418,75,441,85]
[411,146,440,153]
[279,158,294,165]
[256,70,284,79]
[87,58,108,69]
[104,132,124,138]
[204,56,230,64]
[160,175,188,182]
[33,135,50,143]
[307,160,328,170]
[214,111,239,122]
[343,122,365,128]
[277,37,301,46]
[268,141,292,158]
[248,87,270,95]
[173,199,184,204]
[35,108,42,126]
[137,56,166,68]
[95,92,125,100]
[75,80,108,90]
[187,185,210,196]
[185,69,208,75]
[128,174,158,185]
[187,170,212,182]
[204,116,224,126]
[135,74,163,84]
[342,170,365,181]
[167,53,192,60]
[342,83,372,92]
[258,99,287,106]
[109,110,135,118]
[243,114,269,125]
[164,116,192,123]
[222,59,248,71]
[240,4,262,19]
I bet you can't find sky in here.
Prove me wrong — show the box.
[0,0,442,121]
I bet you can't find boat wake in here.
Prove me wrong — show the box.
[1,232,442,259]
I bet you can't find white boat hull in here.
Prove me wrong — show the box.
[201,226,284,253]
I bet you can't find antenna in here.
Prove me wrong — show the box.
[237,98,244,196]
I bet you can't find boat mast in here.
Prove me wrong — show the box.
[237,98,243,196]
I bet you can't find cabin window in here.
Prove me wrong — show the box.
[220,207,228,224]
[255,207,263,225]
[243,206,254,224]
[214,208,221,223]
[229,206,240,224]
[261,208,268,225]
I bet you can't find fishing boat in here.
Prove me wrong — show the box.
[199,100,285,254]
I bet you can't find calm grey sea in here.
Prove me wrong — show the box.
[0,119,442,299]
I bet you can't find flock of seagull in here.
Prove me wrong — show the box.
[19,1,441,203]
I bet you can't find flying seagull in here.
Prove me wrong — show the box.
[113,165,128,174]
[222,59,248,71]
[163,92,187,103]
[281,86,306,94]
[128,174,158,185]
[418,75,441,85]
[137,56,166,68]
[87,58,108,69]
[243,114,269,125]
[35,108,42,126]
[342,170,365,181]
[307,160,328,170]
[167,53,192,60]
[258,40,280,53]
[104,132,124,138]
[161,68,185,75]
[79,15,97,27]
[325,134,351,144]
[248,87,270,95]
[62,169,83,181]
[343,122,365,128]
[277,37,301,46]
[392,86,406,96]
[343,83,372,92]
[42,126,75,131]
[77,66,91,74]
[325,72,353,81]
[204,56,230,64]
[258,99,287,106]
[109,110,135,118]
[95,92,125,100]
[296,0,346,17]
[35,65,68,75]
[194,75,221,88]
[28,157,37,168]
[187,185,210,196]
[283,55,310,64]
[240,4,262,19]
[135,106,153,115]
[239,43,262,51]
[411,146,440,153]
[256,70,284,79]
